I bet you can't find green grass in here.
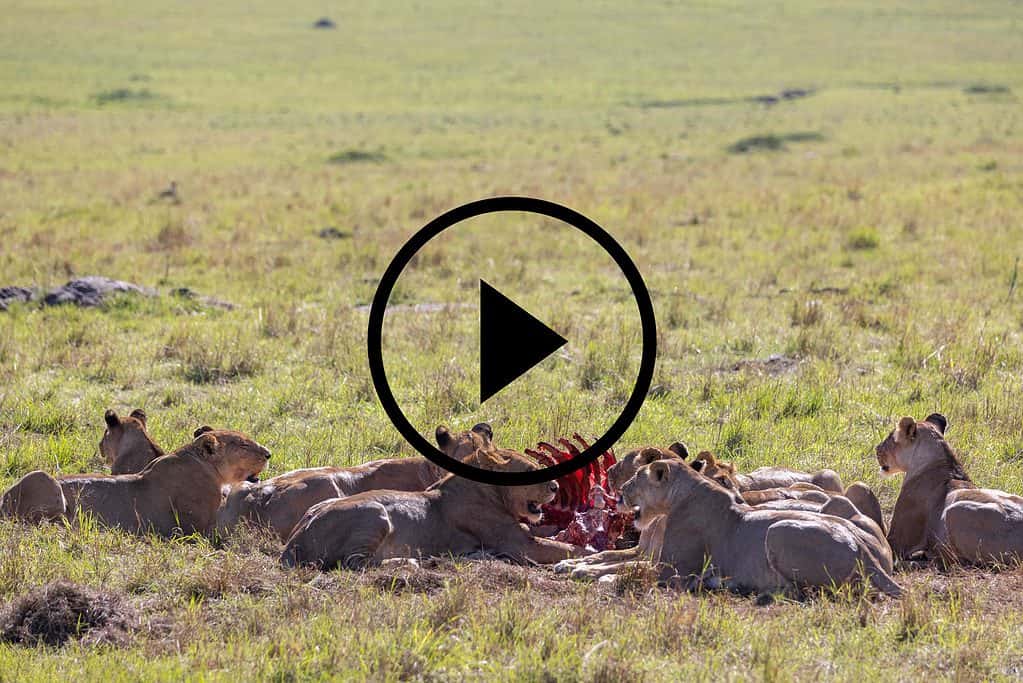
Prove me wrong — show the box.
[2,0,1023,679]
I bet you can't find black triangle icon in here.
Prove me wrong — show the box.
[479,280,567,404]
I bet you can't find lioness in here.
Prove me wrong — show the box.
[615,459,901,596]
[280,445,583,569]
[559,449,883,579]
[693,450,844,493]
[876,413,1023,564]
[743,481,886,533]
[1,429,270,537]
[216,423,493,540]
[100,408,164,475]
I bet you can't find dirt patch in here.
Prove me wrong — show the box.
[359,558,576,597]
[368,564,448,595]
[730,353,800,375]
[1,581,138,647]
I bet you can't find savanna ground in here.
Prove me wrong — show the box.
[2,0,1023,679]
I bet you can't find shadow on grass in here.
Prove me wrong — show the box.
[635,88,816,109]
[727,132,824,154]
[92,88,163,105]
[328,149,388,164]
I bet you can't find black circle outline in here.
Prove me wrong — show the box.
[367,196,657,486]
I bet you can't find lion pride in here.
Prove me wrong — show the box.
[692,450,844,493]
[280,443,583,569]
[615,459,901,596]
[216,423,493,540]
[1,429,270,537]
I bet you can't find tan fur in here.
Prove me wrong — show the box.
[743,482,886,534]
[0,471,66,522]
[616,460,901,596]
[1,430,270,537]
[875,414,1023,563]
[280,446,583,569]
[100,408,164,475]
[216,423,491,540]
[692,450,843,493]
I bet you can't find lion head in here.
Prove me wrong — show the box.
[690,450,739,490]
[435,423,494,461]
[620,459,700,530]
[606,442,688,491]
[187,426,271,485]
[875,413,949,476]
[460,446,559,524]
[100,409,164,475]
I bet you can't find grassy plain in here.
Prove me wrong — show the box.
[2,0,1023,679]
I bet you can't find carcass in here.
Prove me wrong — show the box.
[526,434,631,551]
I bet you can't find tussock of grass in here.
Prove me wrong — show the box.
[327,149,388,164]
[1,581,137,647]
[92,89,161,105]
[727,131,823,153]
[847,227,881,251]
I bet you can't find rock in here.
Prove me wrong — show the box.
[42,276,154,308]
[0,286,34,311]
[170,287,235,311]
[312,17,336,29]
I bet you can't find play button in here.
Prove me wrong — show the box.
[479,280,567,404]
[367,196,657,486]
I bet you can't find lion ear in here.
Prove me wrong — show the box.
[129,408,147,426]
[650,461,669,482]
[435,426,452,450]
[193,425,214,439]
[640,447,662,462]
[924,413,947,435]
[690,459,705,473]
[897,416,917,441]
[198,432,219,455]
[104,410,120,429]
[668,441,689,459]
[471,422,493,443]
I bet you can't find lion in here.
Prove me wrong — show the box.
[216,423,493,540]
[559,448,884,580]
[280,443,584,569]
[875,413,1023,564]
[100,408,165,475]
[742,481,886,533]
[1,429,270,537]
[692,450,844,493]
[609,459,901,596]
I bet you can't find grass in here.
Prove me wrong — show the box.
[2,0,1023,679]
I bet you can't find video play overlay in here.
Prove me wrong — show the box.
[368,197,655,484]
